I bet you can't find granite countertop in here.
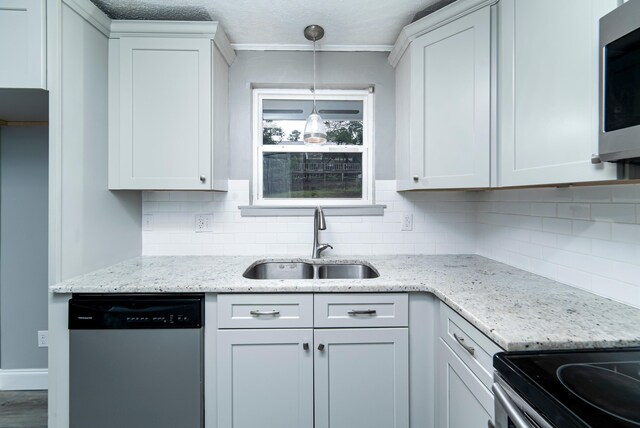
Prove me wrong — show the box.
[50,254,640,352]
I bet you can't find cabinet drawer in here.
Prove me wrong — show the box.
[439,303,502,389]
[218,294,313,329]
[436,338,494,426]
[314,293,408,328]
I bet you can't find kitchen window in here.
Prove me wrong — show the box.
[252,89,374,207]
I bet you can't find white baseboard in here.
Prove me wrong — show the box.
[0,369,48,390]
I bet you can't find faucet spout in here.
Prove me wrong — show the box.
[312,206,332,259]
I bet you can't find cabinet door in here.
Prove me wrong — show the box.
[0,0,45,89]
[498,0,619,186]
[409,7,491,189]
[217,329,313,428]
[435,338,493,428]
[314,328,409,428]
[116,37,212,189]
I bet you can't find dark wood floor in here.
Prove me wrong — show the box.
[0,391,47,428]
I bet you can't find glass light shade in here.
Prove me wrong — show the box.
[303,112,327,145]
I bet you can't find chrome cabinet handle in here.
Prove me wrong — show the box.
[347,309,377,316]
[492,383,534,428]
[199,175,206,183]
[453,333,475,356]
[250,310,280,317]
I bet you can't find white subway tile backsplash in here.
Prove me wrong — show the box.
[611,184,640,202]
[556,234,591,255]
[572,220,612,240]
[590,276,639,305]
[572,186,612,203]
[557,203,591,220]
[530,202,557,217]
[591,203,637,223]
[611,223,640,244]
[542,218,573,235]
[143,181,640,308]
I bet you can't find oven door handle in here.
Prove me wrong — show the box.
[492,383,534,428]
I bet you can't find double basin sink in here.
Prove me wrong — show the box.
[243,261,379,280]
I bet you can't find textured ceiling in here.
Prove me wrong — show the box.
[90,0,436,48]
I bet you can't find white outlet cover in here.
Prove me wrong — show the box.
[37,330,48,348]
[401,213,413,231]
[195,214,214,233]
[143,214,154,231]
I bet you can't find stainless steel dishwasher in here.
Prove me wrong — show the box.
[69,294,204,428]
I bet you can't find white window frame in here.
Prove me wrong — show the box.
[252,88,375,206]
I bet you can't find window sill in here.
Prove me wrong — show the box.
[239,204,386,217]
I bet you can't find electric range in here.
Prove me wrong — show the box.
[493,348,640,428]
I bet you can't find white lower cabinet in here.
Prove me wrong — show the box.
[314,328,409,428]
[216,294,410,428]
[435,339,493,428]
[435,303,503,428]
[217,329,314,428]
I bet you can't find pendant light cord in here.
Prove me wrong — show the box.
[313,38,317,112]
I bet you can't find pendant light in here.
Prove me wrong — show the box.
[303,25,327,145]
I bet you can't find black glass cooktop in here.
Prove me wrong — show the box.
[494,348,640,428]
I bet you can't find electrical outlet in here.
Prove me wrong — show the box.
[401,213,413,231]
[194,214,213,233]
[143,214,154,231]
[37,330,48,348]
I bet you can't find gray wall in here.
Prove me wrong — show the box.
[228,51,396,180]
[59,4,142,280]
[1,126,49,369]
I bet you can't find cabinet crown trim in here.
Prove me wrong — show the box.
[110,20,236,65]
[388,0,497,67]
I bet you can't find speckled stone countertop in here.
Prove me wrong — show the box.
[50,255,640,352]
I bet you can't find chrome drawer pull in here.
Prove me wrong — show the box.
[453,333,475,356]
[250,310,280,317]
[347,309,377,316]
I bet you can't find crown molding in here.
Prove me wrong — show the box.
[388,0,498,67]
[231,43,393,52]
[109,20,236,64]
[212,25,236,65]
[110,20,219,38]
[62,0,111,37]
[56,3,236,64]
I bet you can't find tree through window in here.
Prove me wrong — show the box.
[253,89,373,206]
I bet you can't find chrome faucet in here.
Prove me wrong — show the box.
[312,206,333,259]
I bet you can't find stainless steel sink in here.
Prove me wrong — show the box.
[317,264,379,279]
[243,261,379,280]
[243,262,314,279]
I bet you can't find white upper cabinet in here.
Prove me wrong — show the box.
[410,7,491,190]
[498,0,619,186]
[394,2,493,190]
[0,0,46,89]
[108,22,234,190]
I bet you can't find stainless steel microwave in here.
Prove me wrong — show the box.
[599,0,640,163]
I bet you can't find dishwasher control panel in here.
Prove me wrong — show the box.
[69,294,203,329]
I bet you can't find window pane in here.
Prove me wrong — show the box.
[262,99,363,146]
[263,152,363,199]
